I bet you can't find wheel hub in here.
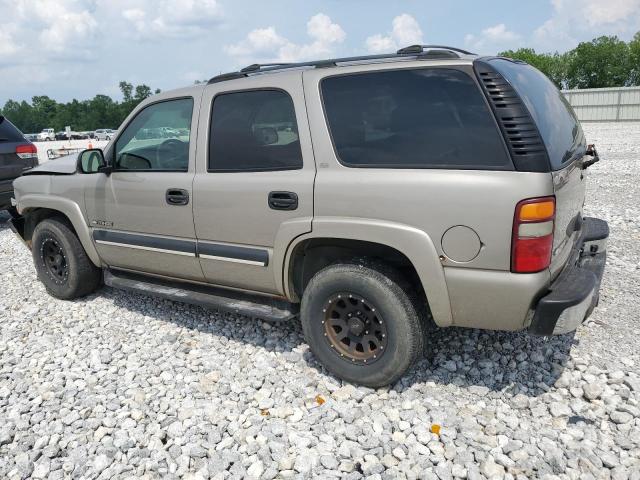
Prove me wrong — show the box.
[348,317,365,336]
[322,293,387,364]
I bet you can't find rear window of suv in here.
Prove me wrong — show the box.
[489,59,585,170]
[0,116,25,142]
[320,68,511,169]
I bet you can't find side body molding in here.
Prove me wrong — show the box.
[283,217,454,327]
[17,194,102,267]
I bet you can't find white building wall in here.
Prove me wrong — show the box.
[562,86,640,122]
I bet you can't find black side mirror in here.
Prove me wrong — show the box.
[78,148,111,175]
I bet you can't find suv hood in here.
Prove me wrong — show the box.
[23,152,78,176]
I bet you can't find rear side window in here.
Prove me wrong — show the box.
[321,68,511,169]
[0,116,26,142]
[209,90,302,172]
[489,59,585,170]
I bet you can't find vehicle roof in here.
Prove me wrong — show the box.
[156,45,484,99]
[208,45,479,84]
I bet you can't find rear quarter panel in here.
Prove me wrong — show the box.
[302,61,555,328]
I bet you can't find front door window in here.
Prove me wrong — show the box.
[114,98,194,171]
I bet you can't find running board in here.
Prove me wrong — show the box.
[103,269,298,321]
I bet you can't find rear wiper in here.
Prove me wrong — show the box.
[582,144,599,169]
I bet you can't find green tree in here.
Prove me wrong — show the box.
[119,81,134,102]
[498,48,568,88]
[1,100,37,132]
[629,32,640,85]
[31,95,58,130]
[565,36,631,89]
[1,80,161,133]
[134,84,152,102]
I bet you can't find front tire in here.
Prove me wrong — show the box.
[300,262,425,387]
[32,218,101,299]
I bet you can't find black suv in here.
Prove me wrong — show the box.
[0,116,38,211]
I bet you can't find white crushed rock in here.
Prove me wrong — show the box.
[0,122,638,479]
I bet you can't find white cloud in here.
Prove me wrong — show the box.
[464,23,521,53]
[365,14,423,54]
[120,0,223,39]
[225,13,346,63]
[226,27,288,57]
[7,0,99,55]
[0,25,21,60]
[307,13,346,44]
[39,10,98,53]
[533,0,640,50]
[582,0,640,25]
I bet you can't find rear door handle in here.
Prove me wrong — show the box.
[268,191,298,210]
[166,188,189,206]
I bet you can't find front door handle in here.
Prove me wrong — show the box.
[268,191,298,210]
[166,188,189,206]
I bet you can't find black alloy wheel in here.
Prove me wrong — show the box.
[41,236,69,284]
[322,293,388,364]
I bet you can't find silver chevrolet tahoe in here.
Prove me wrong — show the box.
[9,45,608,387]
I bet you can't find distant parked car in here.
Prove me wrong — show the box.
[0,116,38,211]
[94,129,115,141]
[55,131,68,140]
[37,128,55,141]
[24,133,38,142]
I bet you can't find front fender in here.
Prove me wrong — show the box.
[17,193,101,267]
[283,217,453,327]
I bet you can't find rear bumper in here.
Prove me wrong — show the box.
[529,217,608,336]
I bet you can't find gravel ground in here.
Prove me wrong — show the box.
[1,122,639,479]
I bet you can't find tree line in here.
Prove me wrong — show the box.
[2,32,640,134]
[0,82,159,134]
[500,32,640,89]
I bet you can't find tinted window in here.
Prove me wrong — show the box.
[0,116,26,142]
[115,98,193,171]
[490,59,585,170]
[321,68,511,169]
[209,90,302,172]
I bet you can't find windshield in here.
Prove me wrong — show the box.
[489,58,585,170]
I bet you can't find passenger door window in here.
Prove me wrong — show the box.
[114,98,193,171]
[208,90,302,172]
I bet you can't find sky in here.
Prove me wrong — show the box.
[1,0,639,105]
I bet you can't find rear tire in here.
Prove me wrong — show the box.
[300,261,425,387]
[32,218,101,300]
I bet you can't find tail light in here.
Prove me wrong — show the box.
[511,196,555,273]
[16,144,38,160]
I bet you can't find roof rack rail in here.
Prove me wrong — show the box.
[208,71,247,83]
[207,45,475,84]
[396,44,475,56]
[240,63,293,73]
